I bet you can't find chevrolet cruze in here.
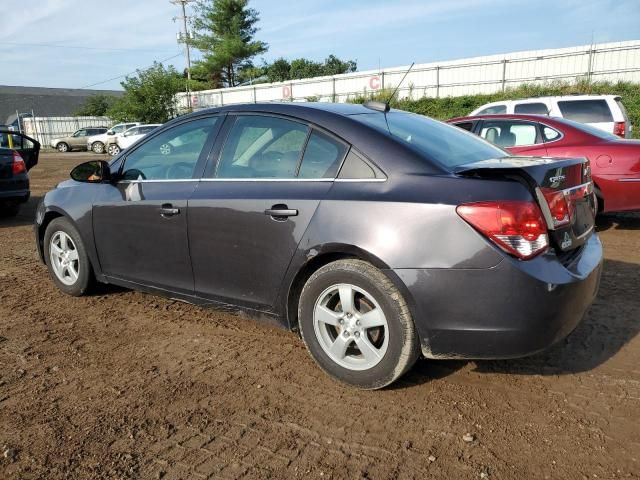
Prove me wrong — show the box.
[35,103,603,389]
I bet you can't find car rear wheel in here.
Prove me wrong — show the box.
[107,144,120,156]
[298,259,420,389]
[44,217,94,296]
[57,142,69,153]
[92,141,105,154]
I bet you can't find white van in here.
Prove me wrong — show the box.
[469,95,632,138]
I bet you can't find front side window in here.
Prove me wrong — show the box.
[479,120,539,147]
[124,127,140,137]
[476,105,506,115]
[351,112,505,169]
[73,129,88,137]
[558,100,613,123]
[216,115,309,179]
[514,102,549,115]
[121,116,218,180]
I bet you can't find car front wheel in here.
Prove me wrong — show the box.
[298,259,419,389]
[44,217,94,296]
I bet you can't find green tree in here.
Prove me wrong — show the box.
[264,55,357,83]
[74,94,118,116]
[265,58,291,83]
[191,0,268,87]
[107,62,184,123]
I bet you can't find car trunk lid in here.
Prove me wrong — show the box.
[454,156,596,254]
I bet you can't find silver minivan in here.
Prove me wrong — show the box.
[469,95,632,138]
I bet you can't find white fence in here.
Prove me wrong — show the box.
[176,40,640,111]
[22,116,111,148]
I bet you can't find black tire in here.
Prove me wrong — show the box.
[298,259,419,389]
[57,142,69,153]
[594,185,604,214]
[0,203,20,217]
[44,217,94,296]
[92,141,105,154]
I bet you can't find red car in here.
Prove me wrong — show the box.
[447,114,640,213]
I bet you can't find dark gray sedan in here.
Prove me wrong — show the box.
[34,103,603,389]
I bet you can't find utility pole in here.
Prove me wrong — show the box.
[171,0,194,111]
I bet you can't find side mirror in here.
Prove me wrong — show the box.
[107,131,115,136]
[70,160,112,183]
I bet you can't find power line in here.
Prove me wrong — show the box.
[79,52,183,89]
[0,41,175,53]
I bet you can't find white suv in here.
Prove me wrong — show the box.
[87,122,141,154]
[469,95,632,138]
[107,124,161,156]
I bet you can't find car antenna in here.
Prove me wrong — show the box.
[364,62,415,113]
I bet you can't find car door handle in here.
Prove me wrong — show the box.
[264,206,298,218]
[159,204,180,217]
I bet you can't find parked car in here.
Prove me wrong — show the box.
[35,103,602,389]
[469,95,632,138]
[447,113,640,213]
[50,127,108,152]
[87,122,141,154]
[0,130,40,216]
[106,124,161,156]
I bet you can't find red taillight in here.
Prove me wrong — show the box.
[614,121,625,138]
[540,187,571,228]
[456,201,548,260]
[11,151,26,175]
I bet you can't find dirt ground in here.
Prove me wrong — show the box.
[0,151,638,480]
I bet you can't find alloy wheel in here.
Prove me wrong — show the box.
[49,231,80,286]
[313,283,389,371]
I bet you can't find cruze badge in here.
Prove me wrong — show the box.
[549,174,566,184]
[561,232,572,249]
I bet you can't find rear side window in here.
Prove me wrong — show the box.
[558,100,613,123]
[298,131,347,178]
[514,103,548,115]
[452,122,473,131]
[476,105,506,115]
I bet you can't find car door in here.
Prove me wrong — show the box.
[188,113,348,312]
[69,129,89,149]
[92,115,222,293]
[0,132,40,170]
[119,127,140,150]
[477,119,548,156]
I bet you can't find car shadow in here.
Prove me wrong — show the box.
[0,195,40,228]
[596,212,640,232]
[394,258,639,388]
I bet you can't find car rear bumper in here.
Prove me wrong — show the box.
[392,233,603,360]
[0,176,29,203]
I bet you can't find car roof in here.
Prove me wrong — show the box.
[448,113,568,125]
[169,102,446,175]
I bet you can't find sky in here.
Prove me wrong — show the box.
[1,0,639,91]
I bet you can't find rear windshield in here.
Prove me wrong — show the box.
[559,118,619,140]
[351,111,505,168]
[557,100,613,123]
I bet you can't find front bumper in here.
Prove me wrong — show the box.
[394,234,603,360]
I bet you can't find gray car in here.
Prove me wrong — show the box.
[34,103,603,389]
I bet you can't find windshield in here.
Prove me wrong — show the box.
[350,111,507,168]
[558,117,619,140]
